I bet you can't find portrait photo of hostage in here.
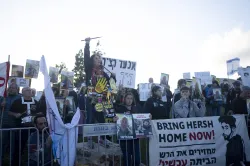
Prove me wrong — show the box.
[25,59,39,79]
[61,71,74,90]
[160,73,169,86]
[11,65,24,77]
[133,118,152,137]
[116,114,134,140]
[218,116,246,166]
[49,67,59,83]
[213,88,223,101]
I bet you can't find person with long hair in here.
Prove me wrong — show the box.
[83,38,116,147]
[114,92,141,166]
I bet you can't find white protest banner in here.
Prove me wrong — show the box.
[139,83,166,102]
[195,72,212,85]
[83,123,117,137]
[149,115,250,166]
[16,78,30,87]
[102,57,136,88]
[183,73,191,79]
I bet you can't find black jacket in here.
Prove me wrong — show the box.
[143,97,168,120]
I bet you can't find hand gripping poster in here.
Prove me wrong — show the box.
[116,113,134,140]
[132,114,153,138]
[149,115,250,166]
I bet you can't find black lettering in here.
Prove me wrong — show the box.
[122,61,127,69]
[131,62,136,70]
[207,120,214,128]
[186,121,193,129]
[159,134,166,142]
[127,61,131,69]
[193,121,197,128]
[157,122,163,130]
[163,123,168,130]
[102,58,106,66]
[119,60,123,68]
[197,121,202,128]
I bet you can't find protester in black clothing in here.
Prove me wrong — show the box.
[144,86,169,119]
[225,81,242,115]
[114,92,141,166]
[231,87,248,115]
[9,87,43,166]
[218,116,246,166]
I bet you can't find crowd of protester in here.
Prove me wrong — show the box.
[1,73,249,166]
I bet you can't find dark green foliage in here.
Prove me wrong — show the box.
[72,49,85,88]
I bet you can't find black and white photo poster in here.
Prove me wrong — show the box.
[133,114,152,138]
[149,115,250,166]
[116,113,134,140]
[238,67,250,87]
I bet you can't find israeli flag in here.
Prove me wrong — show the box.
[226,58,240,75]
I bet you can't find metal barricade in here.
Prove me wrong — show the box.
[76,123,149,166]
[0,127,39,166]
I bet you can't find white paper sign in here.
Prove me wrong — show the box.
[139,83,166,102]
[102,57,136,88]
[183,73,191,79]
[238,67,250,87]
[16,78,30,87]
[149,115,250,166]
[195,72,212,85]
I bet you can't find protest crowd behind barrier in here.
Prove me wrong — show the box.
[0,39,250,166]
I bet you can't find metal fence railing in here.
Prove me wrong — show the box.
[1,118,249,166]
[0,124,149,166]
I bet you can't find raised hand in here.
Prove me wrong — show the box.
[95,77,107,94]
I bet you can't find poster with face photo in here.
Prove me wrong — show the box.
[213,88,223,101]
[25,59,40,79]
[238,67,250,87]
[160,73,169,86]
[132,114,152,138]
[11,65,24,77]
[49,67,59,83]
[116,113,134,140]
[65,96,75,112]
[61,71,74,90]
[55,97,64,115]
[247,99,250,115]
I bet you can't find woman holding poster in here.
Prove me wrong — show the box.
[113,92,141,166]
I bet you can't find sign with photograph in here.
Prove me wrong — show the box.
[149,115,250,166]
[116,113,134,140]
[25,59,40,79]
[132,114,152,138]
[11,65,24,77]
[160,73,169,86]
[61,71,74,89]
[49,67,59,83]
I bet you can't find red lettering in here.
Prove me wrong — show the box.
[0,77,5,87]
[189,131,213,141]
